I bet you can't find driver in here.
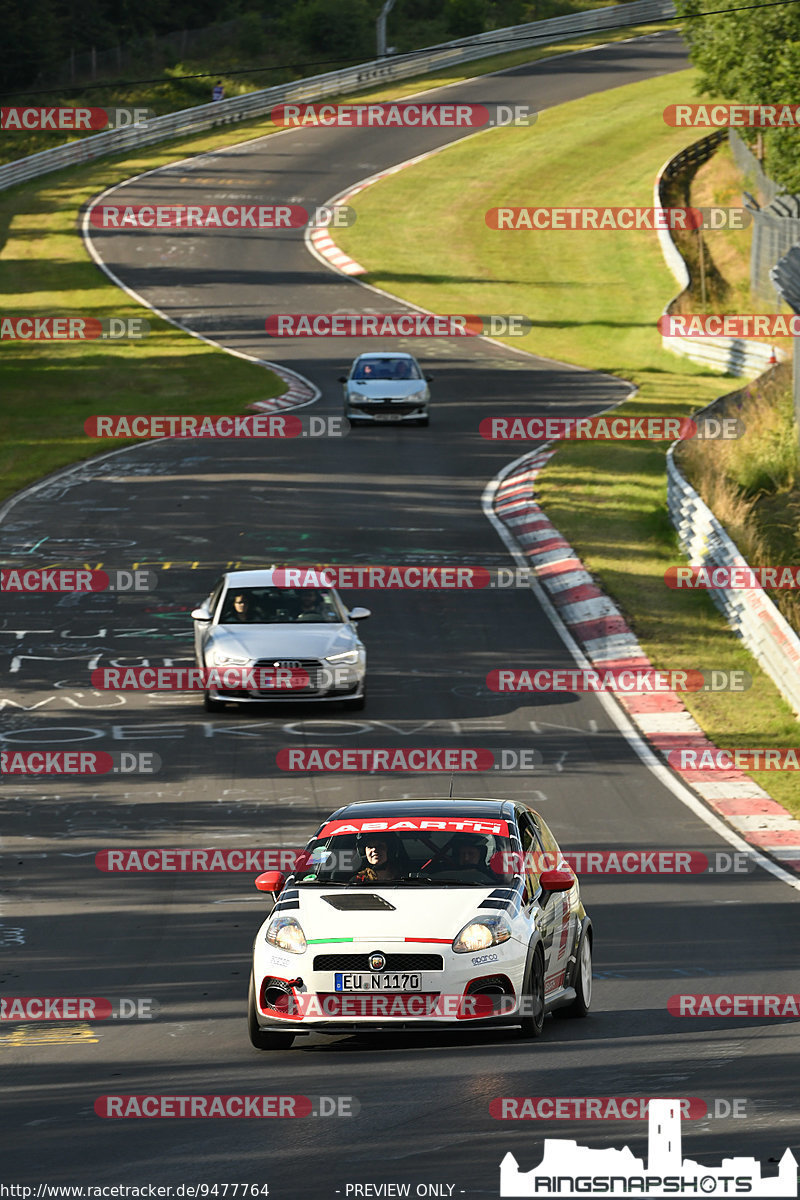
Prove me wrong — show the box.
[454,833,497,879]
[351,835,398,884]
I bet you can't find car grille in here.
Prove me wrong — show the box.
[241,657,325,697]
[313,953,444,972]
[350,398,425,414]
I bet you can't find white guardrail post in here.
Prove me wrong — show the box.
[0,0,675,192]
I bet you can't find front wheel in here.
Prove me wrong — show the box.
[518,945,545,1038]
[248,974,295,1050]
[560,928,592,1018]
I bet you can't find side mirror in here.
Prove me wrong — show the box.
[338,375,349,384]
[539,868,574,894]
[191,606,211,621]
[255,870,285,895]
[425,374,434,382]
[348,607,371,621]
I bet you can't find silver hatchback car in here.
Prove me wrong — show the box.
[340,352,432,426]
[191,569,370,712]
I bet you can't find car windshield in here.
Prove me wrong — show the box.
[352,358,421,382]
[292,830,519,887]
[218,587,342,624]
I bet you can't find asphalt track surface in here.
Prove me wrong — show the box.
[2,30,799,1199]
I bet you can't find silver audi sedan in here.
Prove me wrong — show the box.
[340,352,432,426]
[191,569,370,713]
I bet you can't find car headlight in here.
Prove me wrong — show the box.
[452,914,512,953]
[213,654,251,665]
[265,916,307,954]
[325,649,359,664]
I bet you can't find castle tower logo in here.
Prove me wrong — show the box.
[500,1098,797,1197]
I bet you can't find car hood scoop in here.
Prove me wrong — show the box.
[322,893,396,911]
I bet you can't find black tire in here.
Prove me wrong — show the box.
[560,927,592,1018]
[247,973,295,1051]
[344,689,366,711]
[203,691,226,713]
[518,945,546,1038]
[417,414,430,427]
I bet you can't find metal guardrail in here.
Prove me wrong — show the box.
[654,130,787,377]
[0,0,675,193]
[666,443,800,716]
[660,146,800,715]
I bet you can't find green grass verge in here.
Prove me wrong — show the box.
[332,67,800,818]
[0,18,673,509]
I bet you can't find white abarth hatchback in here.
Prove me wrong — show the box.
[248,798,592,1049]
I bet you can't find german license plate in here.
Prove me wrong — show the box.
[334,972,422,991]
[372,414,397,422]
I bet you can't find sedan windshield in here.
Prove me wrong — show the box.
[292,830,519,887]
[218,587,342,624]
[352,358,421,382]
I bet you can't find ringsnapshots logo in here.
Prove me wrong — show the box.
[0,568,157,592]
[480,416,744,441]
[498,1098,797,1197]
[1,106,152,131]
[264,314,531,337]
[486,207,749,231]
[83,415,346,439]
[88,204,354,230]
[486,668,751,693]
[1,317,149,340]
[271,102,536,128]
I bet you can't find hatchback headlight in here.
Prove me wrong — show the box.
[452,914,511,953]
[265,916,307,954]
[326,649,359,664]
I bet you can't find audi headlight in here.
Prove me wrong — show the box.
[213,654,251,665]
[452,914,511,953]
[265,916,307,954]
[326,649,359,664]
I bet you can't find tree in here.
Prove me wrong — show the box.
[675,0,800,190]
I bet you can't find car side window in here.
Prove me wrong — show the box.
[208,578,225,620]
[533,813,561,869]
[517,813,546,902]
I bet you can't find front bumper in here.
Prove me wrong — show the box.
[252,947,525,1031]
[206,658,365,703]
[346,398,428,422]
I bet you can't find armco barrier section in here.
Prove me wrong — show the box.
[654,130,786,377]
[660,144,800,716]
[666,447,800,716]
[0,0,675,193]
